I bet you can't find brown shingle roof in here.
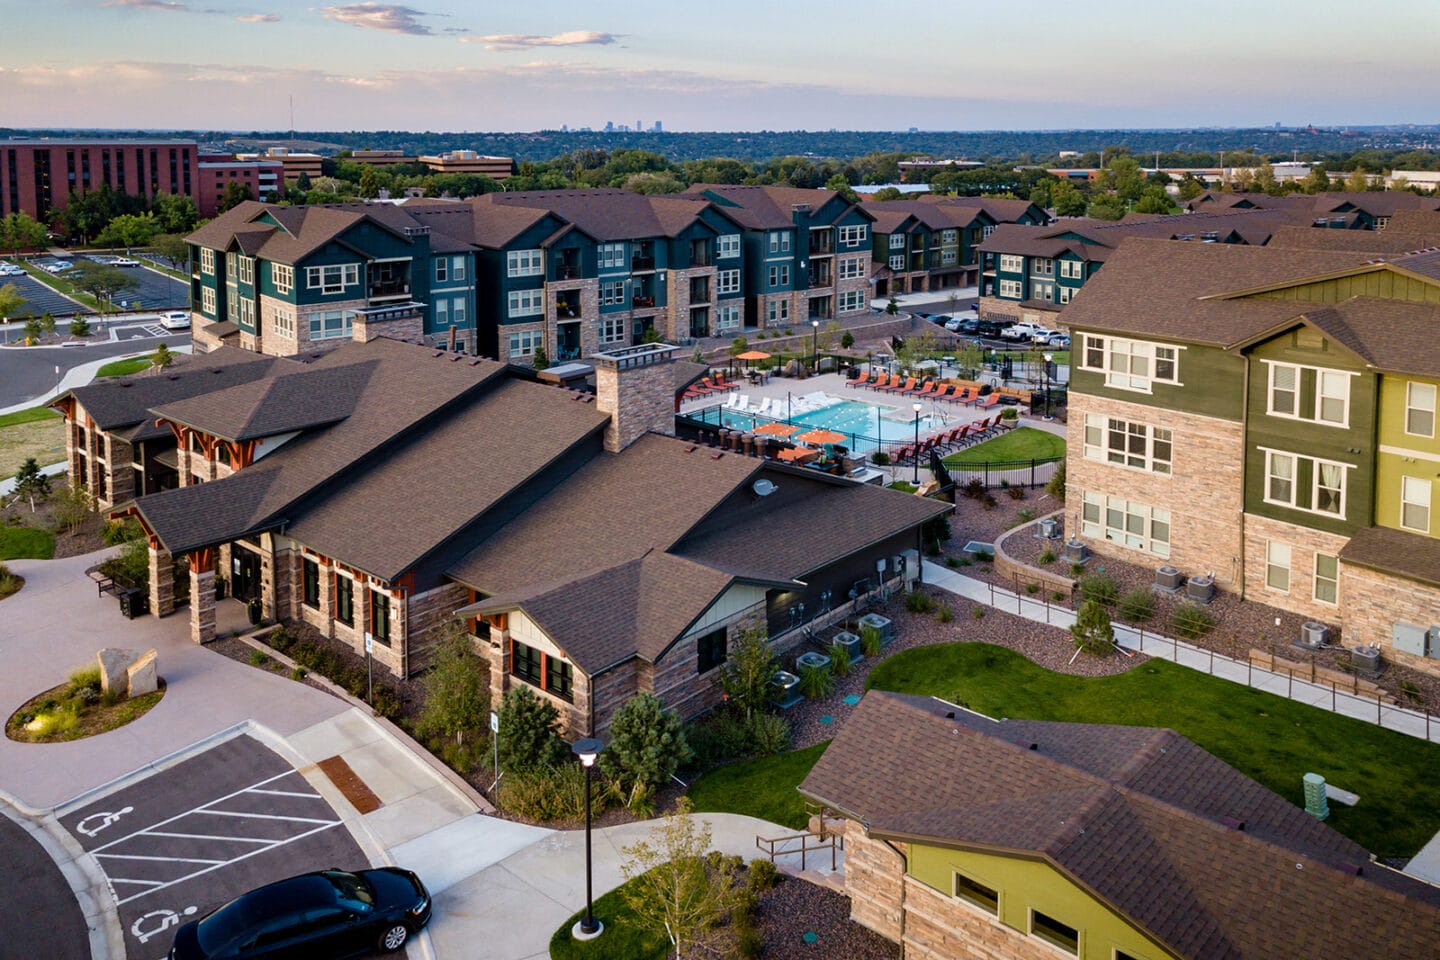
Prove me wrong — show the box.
[801,691,1440,960]
[60,347,283,431]
[1339,525,1440,588]
[921,194,1047,224]
[150,362,374,442]
[472,189,741,244]
[684,184,870,230]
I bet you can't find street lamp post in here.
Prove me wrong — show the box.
[1042,353,1053,421]
[912,401,923,484]
[811,319,820,372]
[571,737,606,941]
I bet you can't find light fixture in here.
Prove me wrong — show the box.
[571,737,606,940]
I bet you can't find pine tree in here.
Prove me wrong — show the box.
[1071,599,1115,657]
[601,693,692,809]
[496,686,567,773]
[12,457,51,512]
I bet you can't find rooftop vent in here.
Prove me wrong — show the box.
[1220,816,1245,831]
[752,478,776,497]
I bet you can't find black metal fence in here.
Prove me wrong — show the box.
[946,456,1063,489]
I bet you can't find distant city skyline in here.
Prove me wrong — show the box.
[2,0,1438,132]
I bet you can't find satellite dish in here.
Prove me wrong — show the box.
[752,478,776,497]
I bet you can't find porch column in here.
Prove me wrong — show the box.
[189,550,217,645]
[148,540,175,616]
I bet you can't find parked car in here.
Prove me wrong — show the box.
[168,867,430,959]
[0,262,24,276]
[969,318,1010,339]
[111,257,139,267]
[42,260,73,274]
[1027,327,1060,344]
[1042,332,1071,348]
[160,311,191,330]
[944,317,964,332]
[928,313,951,326]
[1000,321,1050,341]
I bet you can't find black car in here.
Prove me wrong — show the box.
[169,868,431,959]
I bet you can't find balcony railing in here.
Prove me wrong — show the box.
[554,262,583,281]
[368,282,410,300]
[632,255,656,272]
[555,301,581,319]
[808,272,832,287]
[632,295,655,308]
[809,238,834,256]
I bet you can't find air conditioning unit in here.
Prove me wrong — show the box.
[1154,566,1183,593]
[1038,518,1059,540]
[857,613,895,645]
[833,631,863,662]
[1351,645,1381,675]
[1186,575,1214,604]
[1064,539,1089,563]
[1297,621,1328,650]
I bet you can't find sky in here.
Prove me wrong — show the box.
[1,0,1438,132]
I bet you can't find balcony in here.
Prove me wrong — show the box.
[632,295,655,308]
[368,280,410,301]
[554,262,582,281]
[688,279,710,303]
[554,296,582,320]
[631,255,656,273]
[351,301,424,324]
[808,269,832,288]
[689,240,712,267]
[809,234,835,256]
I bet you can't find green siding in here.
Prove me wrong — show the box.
[1375,374,1440,539]
[906,845,1177,960]
[1069,335,1245,421]
[1248,270,1440,306]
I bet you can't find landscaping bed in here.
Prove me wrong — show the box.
[1,475,110,559]
[6,668,165,742]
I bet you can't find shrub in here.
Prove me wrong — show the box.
[945,556,960,568]
[497,763,611,822]
[1172,604,1215,639]
[1006,486,1025,500]
[859,624,882,657]
[101,518,142,546]
[497,686,569,773]
[290,667,308,681]
[267,626,295,653]
[416,620,489,747]
[1038,549,1056,565]
[904,589,934,614]
[745,712,791,755]
[1000,407,1019,421]
[746,859,781,892]
[1052,590,1067,602]
[1071,600,1115,657]
[981,493,998,510]
[1045,459,1067,499]
[1016,507,1035,523]
[871,450,890,466]
[962,477,984,499]
[602,692,693,809]
[371,686,402,720]
[1025,582,1040,595]
[797,662,834,700]
[68,666,101,694]
[1070,562,1086,576]
[69,316,91,337]
[248,650,270,667]
[1118,588,1155,623]
[718,625,780,722]
[1079,573,1119,606]
[935,604,953,624]
[972,606,985,619]
[840,331,855,349]
[827,640,852,677]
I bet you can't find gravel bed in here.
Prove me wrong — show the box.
[756,877,897,960]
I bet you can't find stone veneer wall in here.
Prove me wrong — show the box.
[1064,392,1246,591]
[594,355,677,454]
[843,827,907,941]
[403,582,470,676]
[664,266,717,340]
[1241,514,1349,625]
[1341,564,1440,679]
[258,294,299,358]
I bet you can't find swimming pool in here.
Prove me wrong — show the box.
[702,395,941,452]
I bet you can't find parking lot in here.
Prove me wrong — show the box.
[0,270,92,317]
[61,734,400,960]
[81,255,190,311]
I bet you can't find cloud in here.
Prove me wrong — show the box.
[103,0,189,9]
[463,30,618,51]
[317,3,432,35]
[235,13,280,22]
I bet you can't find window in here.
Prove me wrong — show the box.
[200,247,215,274]
[451,297,466,324]
[451,256,466,281]
[1407,382,1436,437]
[1314,553,1339,604]
[999,254,1024,273]
[1317,370,1349,425]
[600,317,625,344]
[1402,476,1431,533]
[302,559,319,608]
[1033,258,1054,276]
[335,575,353,626]
[998,279,1022,299]
[511,640,573,702]
[1269,363,1297,416]
[238,297,255,329]
[272,306,295,339]
[767,299,789,324]
[600,280,626,306]
[1031,911,1079,955]
[889,255,906,271]
[226,252,237,278]
[982,224,996,238]
[768,265,790,288]
[507,288,544,318]
[1267,362,1352,426]
[889,233,908,250]
[717,234,741,259]
[1030,281,1054,302]
[508,330,542,357]
[717,305,741,330]
[1083,415,1172,474]
[697,628,727,674]
[952,872,998,915]
[941,249,957,265]
[839,257,866,279]
[598,243,626,269]
[506,249,542,277]
[369,589,390,645]
[434,257,447,283]
[717,269,741,295]
[1060,260,1084,279]
[512,640,542,686]
[308,309,351,341]
[840,290,865,312]
[272,263,293,294]
[201,286,215,315]
[1081,492,1170,558]
[435,298,448,325]
[237,256,254,284]
[1080,335,1180,393]
[305,264,358,294]
[546,659,573,701]
[1059,286,1075,304]
[838,225,867,246]
[1262,449,1349,517]
[941,229,957,244]
[1265,540,1291,591]
[767,231,790,254]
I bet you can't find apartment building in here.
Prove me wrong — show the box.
[1060,230,1440,677]
[0,137,199,221]
[864,200,994,294]
[1184,190,1440,229]
[196,157,283,214]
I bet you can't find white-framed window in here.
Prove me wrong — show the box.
[888,255,906,271]
[1317,370,1349,425]
[1407,381,1436,438]
[998,279,1023,299]
[982,224,996,238]
[200,247,215,274]
[506,249,542,277]
[435,298,448,325]
[767,299,789,324]
[451,297,466,324]
[1030,281,1054,301]
[1266,361,1352,426]
[227,290,238,321]
[1033,258,1054,277]
[1265,540,1291,592]
[1081,335,1180,393]
[717,304,741,330]
[717,235,741,259]
[840,290,865,312]
[508,329,541,357]
[600,280,625,306]
[941,249,957,265]
[272,306,295,338]
[1083,415,1172,474]
[1060,260,1084,279]
[305,264,358,294]
[1314,553,1339,604]
[889,233,908,250]
[1081,491,1170,558]
[598,243,626,269]
[952,871,999,916]
[1030,909,1079,956]
[941,229,957,244]
[1262,449,1349,517]
[507,288,543,318]
[768,265,790,288]
[272,262,293,294]
[1269,363,1297,416]
[1402,476,1431,533]
[717,269,741,295]
[1059,286,1075,304]
[599,317,625,343]
[226,252,237,278]
[999,254,1024,273]
[238,297,255,327]
[839,257,866,279]
[308,309,352,341]
[767,231,790,254]
[434,257,447,283]
[838,225,867,246]
[452,256,466,282]
[201,286,215,315]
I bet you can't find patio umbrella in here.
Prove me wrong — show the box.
[754,422,802,437]
[735,350,772,361]
[795,428,847,447]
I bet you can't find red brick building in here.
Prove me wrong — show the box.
[0,138,200,222]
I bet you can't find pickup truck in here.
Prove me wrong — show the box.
[1000,321,1050,341]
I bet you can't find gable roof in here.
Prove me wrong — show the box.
[684,184,872,230]
[151,362,374,442]
[1340,524,1440,589]
[59,347,284,431]
[469,189,744,244]
[802,691,1440,960]
[1231,298,1440,379]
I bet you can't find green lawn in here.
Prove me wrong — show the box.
[866,643,1440,858]
[0,527,56,561]
[0,406,60,430]
[943,426,1065,466]
[549,876,670,960]
[686,742,829,830]
[96,357,153,378]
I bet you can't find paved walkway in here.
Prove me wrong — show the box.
[0,342,193,418]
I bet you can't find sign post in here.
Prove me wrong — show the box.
[364,631,374,707]
[489,710,501,794]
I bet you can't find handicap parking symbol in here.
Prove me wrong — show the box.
[131,906,198,944]
[77,806,133,838]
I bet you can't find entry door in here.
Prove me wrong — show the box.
[231,546,261,602]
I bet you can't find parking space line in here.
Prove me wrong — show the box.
[196,810,336,824]
[245,788,322,799]
[96,854,227,865]
[143,831,274,844]
[89,771,296,854]
[110,878,166,888]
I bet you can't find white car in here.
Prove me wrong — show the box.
[42,260,73,274]
[0,263,23,276]
[1000,321,1048,341]
[160,311,191,330]
[111,257,139,268]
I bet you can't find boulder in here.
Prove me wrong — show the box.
[97,648,139,695]
[126,649,159,697]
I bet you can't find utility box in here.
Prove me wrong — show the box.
[119,588,149,620]
[900,549,920,588]
[1303,773,1330,820]
[1392,622,1427,657]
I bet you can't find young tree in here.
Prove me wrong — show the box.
[95,212,158,252]
[1071,599,1115,657]
[496,685,568,773]
[69,316,92,337]
[151,233,191,272]
[840,330,855,349]
[620,799,737,960]
[22,316,42,343]
[151,342,176,371]
[69,262,139,313]
[716,624,778,721]
[295,171,313,193]
[417,620,490,746]
[150,192,200,234]
[11,458,52,512]
[218,181,255,212]
[1301,165,1332,194]
[357,166,381,199]
[601,693,693,809]
[1051,179,1088,217]
[0,211,48,258]
[531,344,550,370]
[1345,165,1373,192]
[825,172,859,204]
[39,312,56,336]
[0,282,23,322]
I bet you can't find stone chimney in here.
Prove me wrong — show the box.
[592,343,678,453]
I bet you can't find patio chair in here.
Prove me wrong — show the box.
[937,426,965,450]
[867,373,894,391]
[845,371,874,389]
[892,443,916,463]
[712,373,740,392]
[974,392,1001,409]
[757,397,773,416]
[911,381,940,399]
[880,377,917,395]
[930,384,955,402]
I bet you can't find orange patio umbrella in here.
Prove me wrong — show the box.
[754,422,802,437]
[735,350,772,361]
[795,428,847,446]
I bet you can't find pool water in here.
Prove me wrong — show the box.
[716,396,939,452]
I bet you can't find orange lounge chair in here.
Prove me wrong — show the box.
[912,381,940,399]
[930,384,955,401]
[950,387,975,405]
[866,373,893,391]
[898,378,931,397]
[974,392,1001,409]
[845,372,874,389]
[880,377,917,395]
